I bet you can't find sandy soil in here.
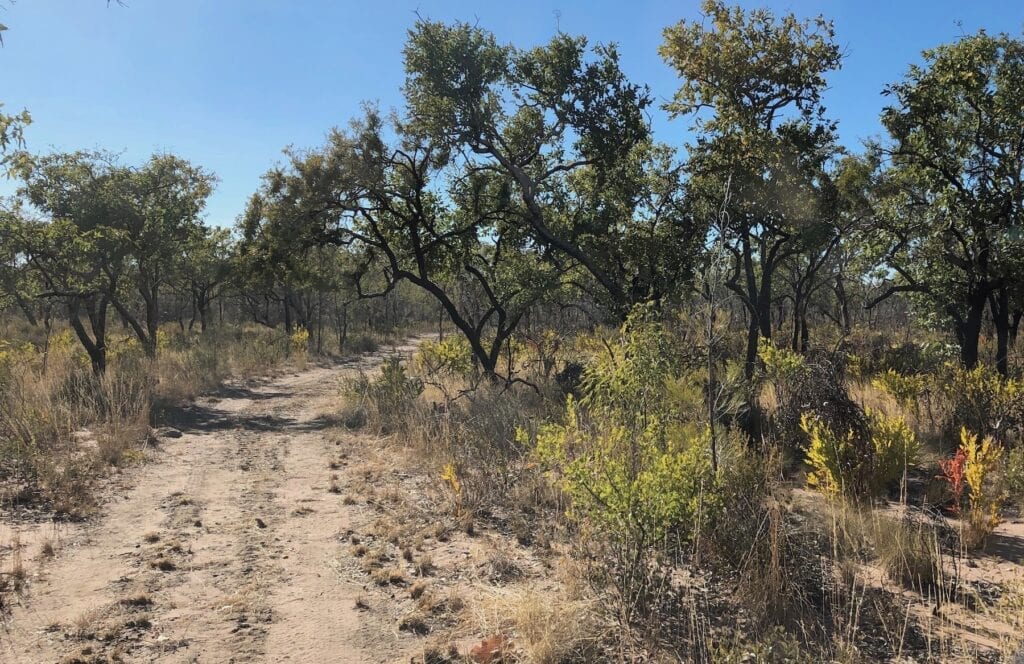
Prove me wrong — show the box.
[0,340,448,663]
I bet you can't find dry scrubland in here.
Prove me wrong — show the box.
[328,320,1024,663]
[0,321,1023,663]
[1,1,1024,662]
[0,320,377,519]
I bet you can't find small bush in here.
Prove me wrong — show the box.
[802,409,918,498]
[941,364,1022,444]
[344,358,423,435]
[289,326,310,354]
[533,307,716,629]
[938,427,1005,549]
[962,429,1005,548]
[1005,445,1024,506]
[414,337,474,380]
[345,333,379,355]
[871,369,926,411]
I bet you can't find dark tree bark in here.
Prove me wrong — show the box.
[989,287,1011,377]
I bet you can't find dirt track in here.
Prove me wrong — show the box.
[1,341,428,663]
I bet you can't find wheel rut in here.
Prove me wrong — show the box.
[1,342,423,664]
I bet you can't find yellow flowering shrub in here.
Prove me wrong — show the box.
[802,409,918,498]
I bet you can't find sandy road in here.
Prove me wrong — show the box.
[1,341,423,663]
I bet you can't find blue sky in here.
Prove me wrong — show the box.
[2,1,1023,226]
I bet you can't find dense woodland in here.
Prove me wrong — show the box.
[3,2,1024,661]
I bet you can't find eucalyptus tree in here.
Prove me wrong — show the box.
[3,212,124,373]
[180,225,233,332]
[874,30,1024,374]
[402,19,700,319]
[17,151,215,360]
[0,204,43,326]
[662,0,844,376]
[245,108,564,381]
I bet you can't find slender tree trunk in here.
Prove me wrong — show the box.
[790,287,803,353]
[12,290,38,326]
[956,295,987,369]
[68,297,108,375]
[337,302,348,354]
[836,274,851,335]
[744,316,759,379]
[143,284,160,358]
[990,288,1011,377]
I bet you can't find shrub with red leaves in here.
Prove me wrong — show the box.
[938,448,968,515]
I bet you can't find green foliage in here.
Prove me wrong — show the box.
[940,363,1022,443]
[875,341,958,377]
[346,358,424,435]
[758,338,806,384]
[871,369,926,410]
[802,413,854,496]
[0,104,30,174]
[663,0,845,378]
[14,150,216,367]
[868,408,921,492]
[533,307,716,548]
[536,397,715,544]
[876,30,1024,368]
[398,19,700,319]
[661,0,840,132]
[802,408,918,498]
[1005,445,1024,506]
[413,337,474,379]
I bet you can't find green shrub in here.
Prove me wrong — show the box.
[344,358,423,435]
[413,336,474,379]
[867,408,920,492]
[536,398,715,544]
[940,363,1022,444]
[531,307,716,627]
[758,339,807,384]
[1005,445,1024,506]
[802,409,918,498]
[871,369,926,411]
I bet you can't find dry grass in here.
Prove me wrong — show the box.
[0,325,303,518]
[371,566,405,586]
[466,585,604,664]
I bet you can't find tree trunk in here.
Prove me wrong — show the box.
[142,283,160,358]
[12,290,38,326]
[990,288,1011,377]
[836,274,851,335]
[336,302,348,354]
[790,287,803,353]
[956,296,987,369]
[744,316,759,379]
[68,297,108,375]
